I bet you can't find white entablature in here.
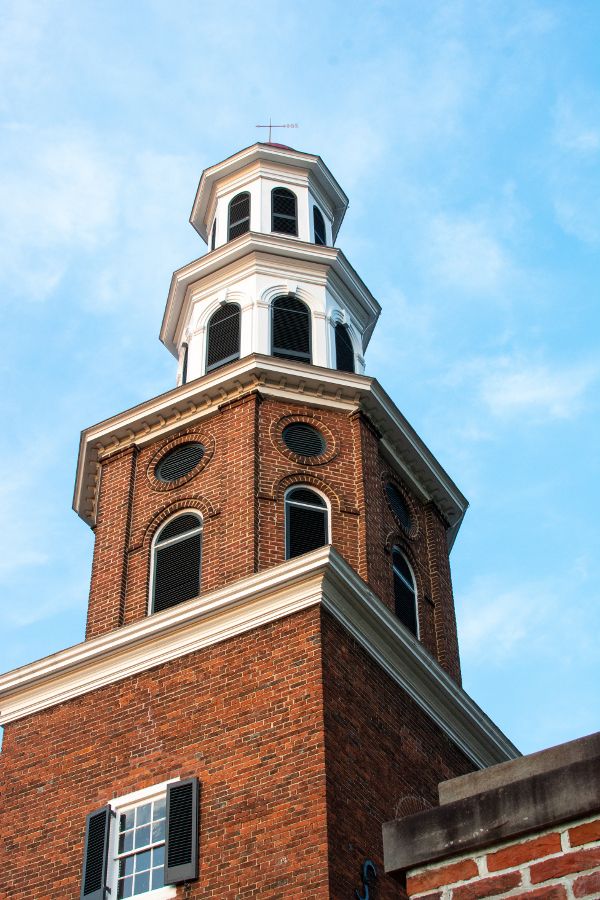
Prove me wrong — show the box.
[160,144,381,384]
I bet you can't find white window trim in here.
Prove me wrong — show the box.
[284,485,332,560]
[107,779,179,900]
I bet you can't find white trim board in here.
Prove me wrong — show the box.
[0,547,518,769]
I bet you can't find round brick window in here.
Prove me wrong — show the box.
[282,423,326,458]
[155,442,205,483]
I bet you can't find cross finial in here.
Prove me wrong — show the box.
[256,118,299,143]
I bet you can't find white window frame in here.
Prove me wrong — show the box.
[391,548,420,639]
[107,780,179,900]
[284,485,331,560]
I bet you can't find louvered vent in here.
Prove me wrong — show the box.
[272,296,311,363]
[272,187,298,235]
[206,303,241,372]
[335,323,355,373]
[313,206,326,245]
[285,488,328,559]
[392,548,418,635]
[228,192,250,241]
[156,444,205,483]
[282,422,326,457]
[153,515,202,613]
[165,778,199,884]
[385,482,412,530]
[181,343,189,385]
[81,807,110,899]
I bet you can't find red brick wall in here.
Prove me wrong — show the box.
[85,391,461,678]
[0,608,329,900]
[321,610,474,899]
[406,815,600,899]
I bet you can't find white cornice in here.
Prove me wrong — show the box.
[0,547,518,768]
[72,356,468,535]
[159,232,380,356]
[190,143,348,242]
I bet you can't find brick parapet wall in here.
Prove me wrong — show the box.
[406,814,600,900]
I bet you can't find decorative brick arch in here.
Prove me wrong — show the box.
[133,496,220,552]
[270,472,346,513]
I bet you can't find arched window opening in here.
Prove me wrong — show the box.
[228,192,250,241]
[285,487,328,560]
[206,303,241,373]
[272,187,298,235]
[271,295,311,363]
[181,342,189,385]
[334,323,355,373]
[313,206,326,245]
[151,513,202,614]
[392,547,418,636]
[210,218,216,251]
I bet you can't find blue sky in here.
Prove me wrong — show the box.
[0,0,598,755]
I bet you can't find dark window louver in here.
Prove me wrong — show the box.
[334,323,355,373]
[272,187,298,235]
[156,443,205,483]
[285,487,328,560]
[282,422,326,457]
[81,806,111,900]
[210,218,216,251]
[392,547,418,635]
[272,295,311,363]
[313,206,326,245]
[181,343,189,385]
[228,192,250,241]
[206,303,241,372]
[385,483,412,531]
[165,778,200,885]
[152,514,202,613]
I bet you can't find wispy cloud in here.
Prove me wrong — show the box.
[425,212,511,293]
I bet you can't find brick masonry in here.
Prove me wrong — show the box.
[405,814,600,900]
[0,606,474,899]
[86,390,462,681]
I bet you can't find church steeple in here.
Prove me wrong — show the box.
[160,143,380,384]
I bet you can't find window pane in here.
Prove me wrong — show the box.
[152,818,165,842]
[153,533,201,613]
[133,870,150,895]
[119,830,134,855]
[118,876,133,899]
[136,803,152,826]
[287,502,327,559]
[153,845,165,868]
[153,798,166,820]
[151,866,165,890]
[134,825,151,849]
[393,570,418,636]
[120,810,135,832]
[135,849,151,872]
[119,856,135,878]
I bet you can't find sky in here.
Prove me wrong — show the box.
[0,0,599,756]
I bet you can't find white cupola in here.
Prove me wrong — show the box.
[160,143,380,384]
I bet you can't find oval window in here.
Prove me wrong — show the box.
[282,423,326,457]
[156,443,205,483]
[385,482,412,531]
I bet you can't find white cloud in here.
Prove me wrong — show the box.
[446,355,599,421]
[425,213,511,293]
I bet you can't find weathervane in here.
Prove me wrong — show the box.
[256,118,299,143]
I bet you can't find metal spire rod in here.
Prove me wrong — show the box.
[256,118,298,143]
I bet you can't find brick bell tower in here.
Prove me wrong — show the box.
[0,144,518,899]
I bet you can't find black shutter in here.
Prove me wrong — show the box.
[313,206,326,245]
[153,532,201,613]
[164,778,200,884]
[272,188,298,235]
[81,806,111,900]
[272,296,311,363]
[206,303,241,372]
[335,323,355,374]
[228,192,250,240]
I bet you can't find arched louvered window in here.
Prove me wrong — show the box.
[334,323,355,373]
[285,487,329,560]
[392,547,418,636]
[206,303,241,373]
[210,218,216,251]
[272,187,298,235]
[228,192,250,241]
[313,206,326,245]
[151,513,202,614]
[272,295,311,363]
[181,342,189,384]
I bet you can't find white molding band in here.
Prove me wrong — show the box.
[0,547,518,768]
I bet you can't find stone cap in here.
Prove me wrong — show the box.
[383,731,600,877]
